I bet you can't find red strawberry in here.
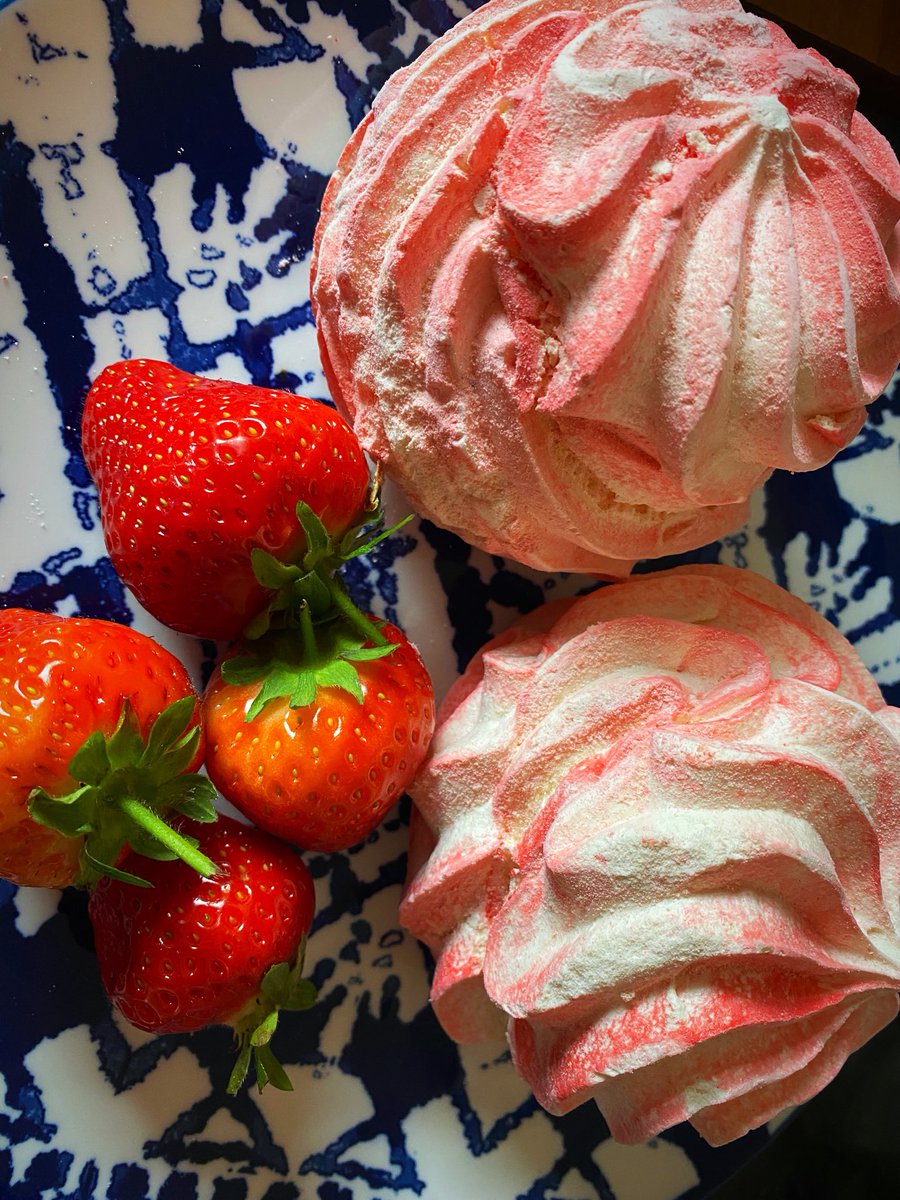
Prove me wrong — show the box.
[89,814,317,1093]
[82,360,371,641]
[202,618,435,852]
[0,608,218,889]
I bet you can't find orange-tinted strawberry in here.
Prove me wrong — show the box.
[82,360,371,641]
[202,619,435,852]
[0,608,217,888]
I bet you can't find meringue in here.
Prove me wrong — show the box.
[399,565,900,1144]
[311,0,900,574]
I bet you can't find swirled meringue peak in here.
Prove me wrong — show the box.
[399,565,900,1145]
[311,0,900,573]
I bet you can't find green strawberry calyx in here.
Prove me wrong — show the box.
[227,938,317,1094]
[222,483,410,723]
[28,696,219,887]
[242,485,412,646]
[221,610,397,722]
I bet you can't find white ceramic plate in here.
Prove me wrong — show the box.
[1,2,898,1199]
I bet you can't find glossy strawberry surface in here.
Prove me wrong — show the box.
[202,621,435,852]
[89,815,316,1036]
[82,359,371,641]
[0,608,203,888]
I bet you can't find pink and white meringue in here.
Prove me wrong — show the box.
[311,0,900,574]
[399,565,900,1145]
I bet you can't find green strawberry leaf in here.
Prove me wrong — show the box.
[68,732,111,786]
[341,643,397,663]
[250,1007,280,1048]
[316,659,364,703]
[227,1041,254,1096]
[284,977,317,1012]
[106,703,146,771]
[296,500,331,567]
[254,1050,270,1092]
[245,666,307,722]
[287,670,318,710]
[243,606,272,641]
[138,696,195,767]
[221,654,268,687]
[28,785,96,837]
[152,725,203,784]
[157,774,218,823]
[82,844,153,889]
[259,952,315,1009]
[254,1044,292,1093]
[260,961,291,1002]
[291,568,333,619]
[251,548,301,591]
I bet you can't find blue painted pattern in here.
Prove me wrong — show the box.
[0,2,898,1199]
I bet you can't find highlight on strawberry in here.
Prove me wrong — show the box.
[81,359,372,643]
[89,815,317,1095]
[0,608,218,889]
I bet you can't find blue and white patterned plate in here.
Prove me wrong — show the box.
[0,2,897,1199]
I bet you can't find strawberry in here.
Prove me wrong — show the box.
[82,360,371,641]
[0,608,218,889]
[201,617,435,852]
[89,814,317,1094]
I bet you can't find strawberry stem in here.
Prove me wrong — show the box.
[298,602,317,662]
[117,797,218,878]
[327,579,388,647]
